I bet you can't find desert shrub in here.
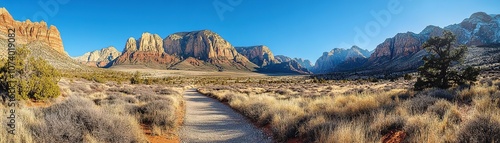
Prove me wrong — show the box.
[307,121,338,143]
[0,46,61,101]
[457,115,500,143]
[427,99,452,119]
[139,100,176,135]
[154,87,180,95]
[479,78,494,86]
[404,95,438,114]
[370,113,405,136]
[30,96,146,142]
[328,94,382,118]
[130,71,144,84]
[403,115,441,142]
[404,73,413,80]
[426,88,455,101]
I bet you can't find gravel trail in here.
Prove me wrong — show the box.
[180,88,272,143]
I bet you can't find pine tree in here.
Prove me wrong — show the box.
[414,31,479,90]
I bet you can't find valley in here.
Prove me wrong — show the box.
[1,3,500,143]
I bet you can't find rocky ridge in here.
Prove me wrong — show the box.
[0,7,65,54]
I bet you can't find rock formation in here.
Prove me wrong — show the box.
[0,7,65,54]
[293,58,313,70]
[163,30,258,71]
[235,45,278,67]
[360,12,500,73]
[312,46,372,73]
[75,46,122,67]
[114,32,180,67]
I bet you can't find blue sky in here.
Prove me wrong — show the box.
[1,0,500,63]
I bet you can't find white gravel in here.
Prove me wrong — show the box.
[180,88,272,143]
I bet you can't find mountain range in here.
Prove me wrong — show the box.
[312,12,500,74]
[1,6,499,76]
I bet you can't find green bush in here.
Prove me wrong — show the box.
[130,71,143,84]
[0,46,61,101]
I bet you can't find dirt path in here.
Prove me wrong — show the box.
[180,89,271,143]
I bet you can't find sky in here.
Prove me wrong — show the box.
[1,0,500,63]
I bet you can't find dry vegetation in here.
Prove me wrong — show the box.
[0,78,186,143]
[198,73,500,143]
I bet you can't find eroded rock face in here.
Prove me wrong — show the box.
[114,33,180,66]
[313,46,372,73]
[0,8,64,54]
[164,30,241,61]
[75,46,122,67]
[260,60,312,75]
[275,55,293,63]
[235,45,278,67]
[362,12,500,73]
[163,30,257,71]
[138,33,164,53]
[293,58,313,70]
[368,32,424,64]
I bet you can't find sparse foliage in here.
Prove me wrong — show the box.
[0,46,61,100]
[415,31,479,90]
[130,71,144,84]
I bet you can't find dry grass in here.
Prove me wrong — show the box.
[0,78,186,143]
[198,75,500,143]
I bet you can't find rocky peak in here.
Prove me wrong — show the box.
[275,55,293,63]
[138,32,164,53]
[164,30,241,61]
[235,45,277,67]
[313,46,372,73]
[75,46,122,67]
[293,58,313,70]
[420,25,444,36]
[0,7,65,54]
[124,37,138,52]
[469,12,493,23]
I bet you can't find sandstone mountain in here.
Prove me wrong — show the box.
[275,55,293,63]
[359,12,500,74]
[112,30,258,71]
[113,33,180,68]
[235,45,278,67]
[234,46,312,74]
[163,30,258,71]
[0,7,88,71]
[275,55,314,71]
[0,7,65,54]
[293,58,313,70]
[259,60,312,75]
[312,46,372,73]
[74,46,121,67]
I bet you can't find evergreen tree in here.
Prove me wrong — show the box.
[414,31,479,90]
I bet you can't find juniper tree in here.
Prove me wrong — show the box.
[414,31,479,90]
[0,46,61,101]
